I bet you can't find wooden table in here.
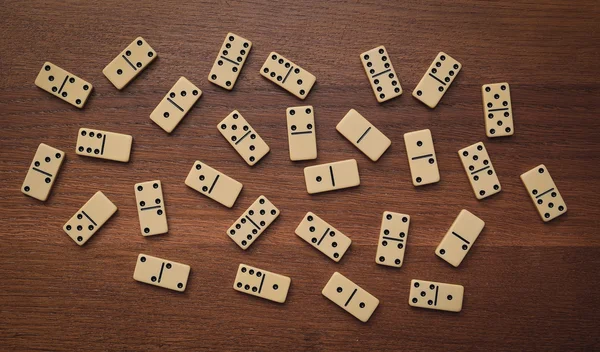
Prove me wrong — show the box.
[1,1,599,350]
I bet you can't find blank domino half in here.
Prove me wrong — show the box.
[322,272,379,322]
[260,52,316,99]
[185,161,243,208]
[226,196,280,250]
[295,212,352,262]
[150,77,202,133]
[336,109,391,162]
[375,211,410,267]
[134,180,168,236]
[63,191,117,246]
[233,264,291,303]
[404,129,440,186]
[458,142,501,200]
[359,45,402,102]
[303,159,360,194]
[76,128,133,162]
[412,52,461,108]
[21,143,65,201]
[520,164,567,222]
[436,209,485,267]
[482,82,514,137]
[34,62,93,108]
[218,110,270,166]
[133,254,190,292]
[103,37,157,90]
[286,106,317,161]
[408,279,464,312]
[208,32,252,90]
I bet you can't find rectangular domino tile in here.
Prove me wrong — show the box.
[21,143,65,201]
[435,209,485,267]
[150,77,202,133]
[103,37,157,90]
[375,212,410,267]
[336,109,391,162]
[185,160,243,208]
[295,212,351,262]
[226,196,280,250]
[134,180,168,236]
[76,128,133,162]
[133,254,190,292]
[303,159,360,194]
[360,45,402,102]
[520,164,567,222]
[286,106,317,161]
[34,62,93,108]
[260,52,316,99]
[412,52,461,108]
[408,279,464,312]
[233,264,291,303]
[322,272,379,322]
[483,82,514,137]
[218,110,270,166]
[208,32,252,90]
[404,129,440,186]
[458,142,501,200]
[63,191,117,246]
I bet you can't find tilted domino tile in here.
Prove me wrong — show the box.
[322,272,379,322]
[359,45,402,102]
[21,143,65,201]
[259,52,316,99]
[412,52,461,108]
[520,164,567,222]
[336,109,391,161]
[208,32,252,90]
[217,110,270,166]
[226,196,280,250]
[35,62,93,108]
[458,142,501,200]
[295,212,351,262]
[233,264,291,303]
[133,254,190,292]
[63,191,117,246]
[103,37,157,90]
[435,209,484,267]
[185,161,243,208]
[150,77,202,133]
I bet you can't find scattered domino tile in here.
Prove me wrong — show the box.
[412,52,461,108]
[134,180,168,236]
[226,195,280,250]
[34,62,93,108]
[520,164,567,222]
[458,142,501,199]
[217,110,270,166]
[150,77,202,133]
[322,272,380,323]
[359,45,402,102]
[303,159,360,194]
[375,211,410,267]
[286,106,317,161]
[63,191,117,246]
[185,161,243,208]
[233,264,291,303]
[76,128,133,162]
[404,129,440,186]
[408,279,464,312]
[336,109,391,162]
[295,212,351,262]
[133,254,190,292]
[21,143,65,201]
[259,52,316,99]
[482,82,514,137]
[208,32,252,90]
[435,209,485,267]
[103,37,157,90]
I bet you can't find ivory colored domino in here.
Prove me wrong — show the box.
[34,62,93,108]
[336,109,391,162]
[360,45,402,102]
[458,142,501,200]
[103,37,157,90]
[322,272,379,323]
[375,212,410,267]
[21,143,65,201]
[520,164,567,222]
[226,196,280,250]
[404,129,439,186]
[233,264,291,303]
[150,77,201,133]
[295,212,351,262]
[412,52,461,108]
[286,106,317,161]
[303,159,360,194]
[218,110,270,166]
[185,161,243,208]
[133,254,190,292]
[260,52,316,99]
[436,210,484,267]
[408,279,464,312]
[208,32,252,90]
[134,180,168,236]
[483,82,514,137]
[76,128,133,162]
[63,191,117,246]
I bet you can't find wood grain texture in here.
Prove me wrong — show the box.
[1,1,599,350]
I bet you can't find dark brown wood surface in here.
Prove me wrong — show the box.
[1,1,599,351]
